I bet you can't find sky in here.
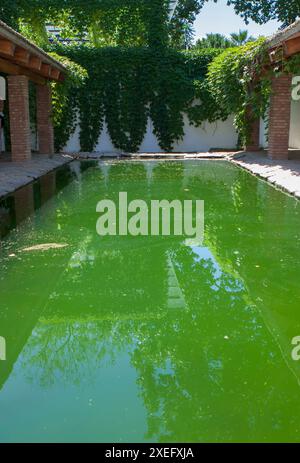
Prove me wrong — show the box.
[194,0,280,41]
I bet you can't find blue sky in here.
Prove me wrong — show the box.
[194,0,280,40]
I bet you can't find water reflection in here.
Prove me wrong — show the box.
[1,160,300,442]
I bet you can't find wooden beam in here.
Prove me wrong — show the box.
[284,37,300,57]
[24,69,47,85]
[40,63,51,77]
[0,56,20,75]
[14,46,30,64]
[0,57,46,85]
[29,55,42,71]
[0,39,15,57]
[50,68,60,80]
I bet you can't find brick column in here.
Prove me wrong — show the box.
[268,74,292,160]
[245,117,260,151]
[36,84,54,155]
[8,76,31,161]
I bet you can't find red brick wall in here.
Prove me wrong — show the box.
[36,84,54,155]
[268,74,292,160]
[8,75,31,161]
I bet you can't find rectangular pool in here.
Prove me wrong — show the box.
[0,160,300,443]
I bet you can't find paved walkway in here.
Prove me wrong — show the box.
[231,151,300,199]
[0,154,72,199]
[1,151,300,201]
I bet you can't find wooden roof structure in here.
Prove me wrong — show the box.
[0,19,66,85]
[268,19,300,61]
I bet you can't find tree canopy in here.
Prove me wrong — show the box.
[0,0,207,49]
[227,0,300,26]
[194,30,254,49]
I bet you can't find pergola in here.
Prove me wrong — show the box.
[0,20,66,162]
[247,19,300,160]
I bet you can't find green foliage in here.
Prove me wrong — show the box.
[52,39,299,153]
[49,45,220,152]
[0,0,19,29]
[168,0,206,49]
[195,33,234,49]
[49,53,88,152]
[195,30,255,50]
[227,0,300,26]
[183,48,224,125]
[207,38,272,145]
[0,0,206,49]
[230,30,255,46]
[2,1,294,153]
[0,0,215,50]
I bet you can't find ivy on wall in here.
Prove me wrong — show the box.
[207,39,300,146]
[50,38,300,153]
[49,53,88,152]
[207,38,272,146]
[50,46,221,152]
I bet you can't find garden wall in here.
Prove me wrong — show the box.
[64,114,239,154]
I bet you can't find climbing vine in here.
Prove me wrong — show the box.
[49,53,87,152]
[50,37,300,153]
[207,38,300,146]
[49,45,220,152]
[207,38,272,146]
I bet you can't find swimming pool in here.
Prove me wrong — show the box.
[0,160,300,443]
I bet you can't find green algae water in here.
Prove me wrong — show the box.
[1,160,300,443]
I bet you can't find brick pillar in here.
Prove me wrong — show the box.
[245,117,260,151]
[8,76,31,161]
[268,74,292,160]
[36,84,54,155]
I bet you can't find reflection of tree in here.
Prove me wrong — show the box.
[2,160,300,442]
[21,320,131,387]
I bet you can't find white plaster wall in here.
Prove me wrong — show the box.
[289,99,300,149]
[259,117,268,149]
[64,114,239,154]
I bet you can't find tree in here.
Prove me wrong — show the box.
[194,30,255,49]
[226,0,300,26]
[230,29,255,46]
[0,0,19,28]
[0,0,207,49]
[195,33,233,49]
[169,0,206,49]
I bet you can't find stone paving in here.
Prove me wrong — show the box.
[231,151,300,199]
[1,150,300,201]
[0,154,72,199]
